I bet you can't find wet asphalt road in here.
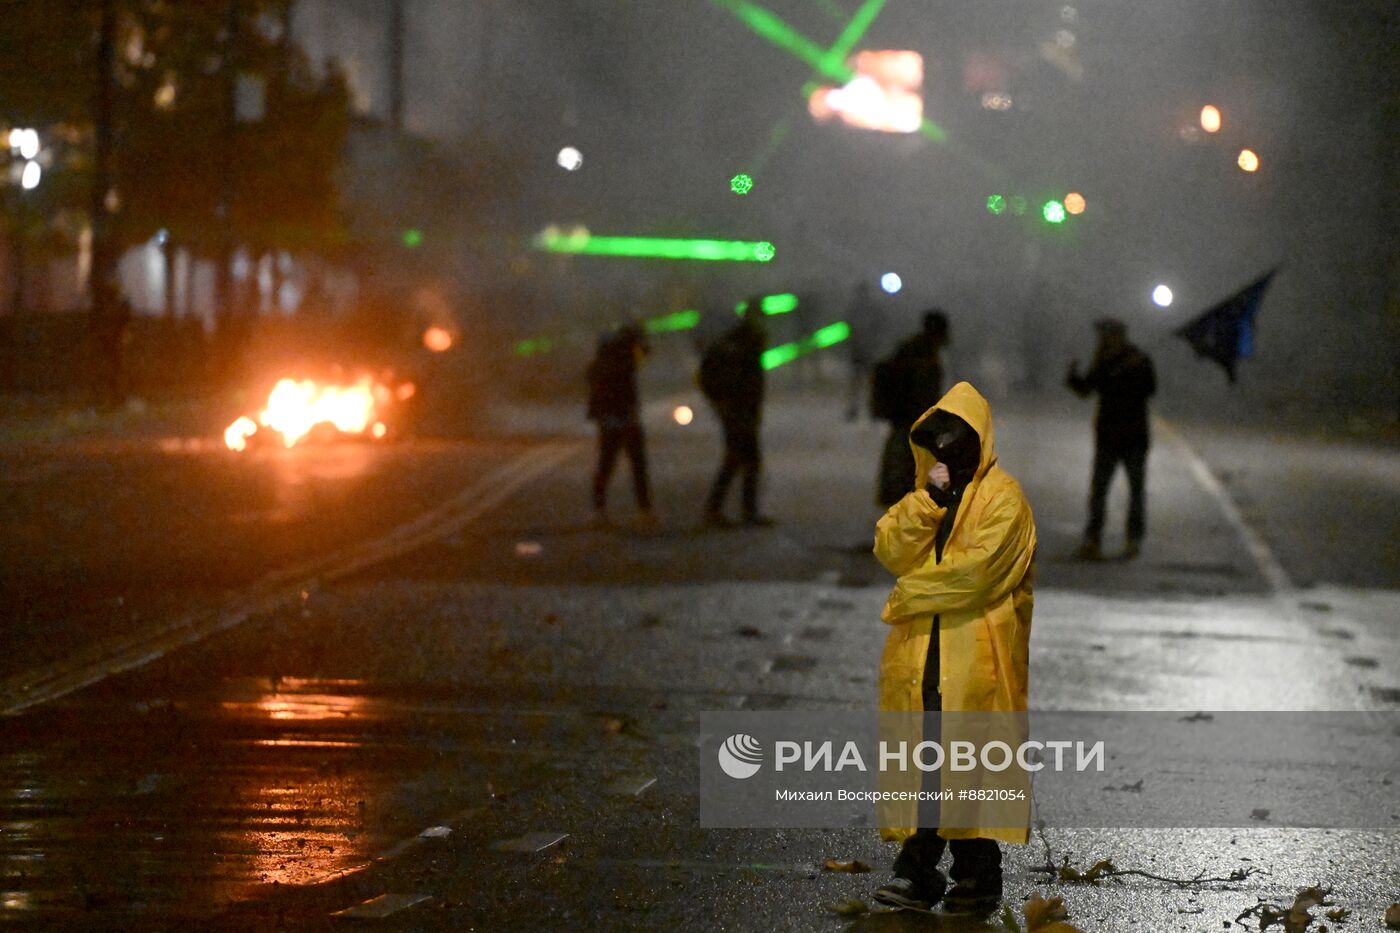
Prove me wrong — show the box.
[0,376,1397,930]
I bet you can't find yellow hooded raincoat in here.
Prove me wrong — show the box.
[872,381,1036,845]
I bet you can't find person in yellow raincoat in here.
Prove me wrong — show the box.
[869,381,1036,913]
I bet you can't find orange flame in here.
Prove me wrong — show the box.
[224,376,412,451]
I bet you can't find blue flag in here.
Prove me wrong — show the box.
[1174,269,1276,383]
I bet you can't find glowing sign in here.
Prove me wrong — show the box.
[808,50,922,134]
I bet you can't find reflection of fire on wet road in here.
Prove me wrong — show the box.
[224,376,416,452]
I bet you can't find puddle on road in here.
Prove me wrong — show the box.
[0,676,496,918]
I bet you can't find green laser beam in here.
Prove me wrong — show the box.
[735,293,799,316]
[645,309,702,334]
[708,0,852,83]
[515,337,556,357]
[821,0,887,72]
[535,231,775,263]
[762,292,799,314]
[761,320,850,370]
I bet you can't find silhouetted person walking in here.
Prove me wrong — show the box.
[587,323,654,527]
[699,306,771,527]
[873,310,949,507]
[1066,318,1156,560]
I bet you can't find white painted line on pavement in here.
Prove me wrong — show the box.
[0,440,584,715]
[331,893,432,919]
[1155,416,1294,594]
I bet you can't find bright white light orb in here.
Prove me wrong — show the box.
[880,272,902,294]
[18,129,39,160]
[673,405,694,426]
[556,146,583,171]
[1151,284,1173,308]
[20,160,40,190]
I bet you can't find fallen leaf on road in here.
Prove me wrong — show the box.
[1323,907,1349,921]
[821,858,872,874]
[825,898,869,916]
[1057,857,1115,883]
[1235,886,1333,933]
[1385,903,1400,929]
[998,904,1023,932]
[1023,893,1085,932]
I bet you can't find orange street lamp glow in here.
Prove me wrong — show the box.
[673,405,695,426]
[423,326,453,352]
[1237,148,1260,172]
[1064,192,1086,215]
[1200,105,1222,133]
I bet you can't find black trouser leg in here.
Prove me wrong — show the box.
[706,444,738,516]
[736,422,761,519]
[622,422,652,510]
[948,838,1002,888]
[893,829,947,887]
[1123,444,1147,542]
[1084,443,1120,542]
[593,426,625,510]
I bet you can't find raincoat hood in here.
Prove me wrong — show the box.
[909,381,996,494]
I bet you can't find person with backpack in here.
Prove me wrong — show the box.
[587,322,655,527]
[699,304,772,527]
[873,310,950,507]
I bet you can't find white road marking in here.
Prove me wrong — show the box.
[331,893,432,918]
[0,440,584,715]
[1155,416,1294,594]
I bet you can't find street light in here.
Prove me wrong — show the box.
[20,160,40,190]
[1152,284,1173,307]
[1200,105,1221,133]
[1237,149,1260,172]
[880,272,902,294]
[557,146,583,171]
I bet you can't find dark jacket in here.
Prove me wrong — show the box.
[699,322,765,420]
[1067,343,1156,444]
[872,334,944,425]
[587,335,640,423]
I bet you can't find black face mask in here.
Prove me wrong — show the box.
[912,411,980,486]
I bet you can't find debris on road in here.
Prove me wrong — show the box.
[821,858,872,874]
[1233,885,1333,932]
[1020,892,1085,932]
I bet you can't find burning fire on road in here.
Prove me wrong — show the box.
[224,375,416,452]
